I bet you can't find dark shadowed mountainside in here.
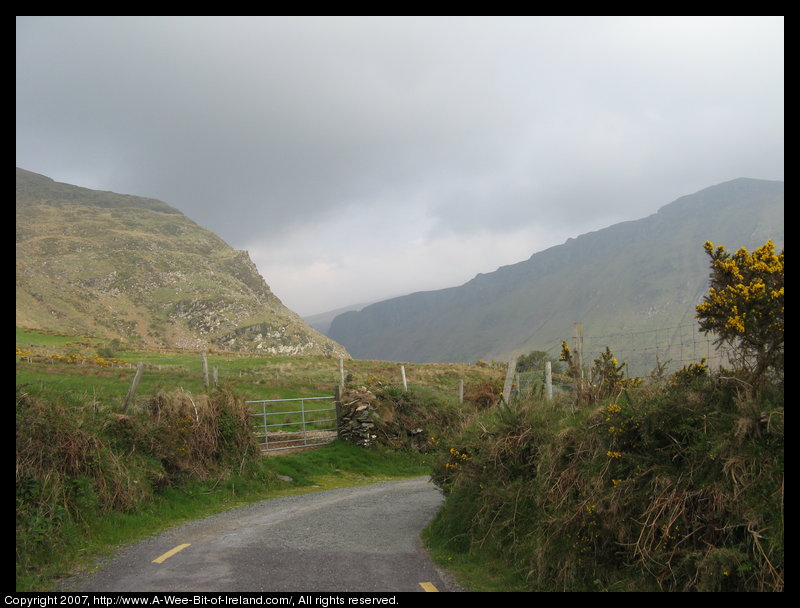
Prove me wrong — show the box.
[328,178,783,372]
[303,302,374,335]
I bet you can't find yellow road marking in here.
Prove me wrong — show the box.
[152,543,191,564]
[419,582,439,592]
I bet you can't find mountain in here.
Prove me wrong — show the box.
[328,178,784,372]
[15,168,349,357]
[303,302,374,335]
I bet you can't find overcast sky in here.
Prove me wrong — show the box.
[16,16,784,316]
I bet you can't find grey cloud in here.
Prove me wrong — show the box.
[17,16,783,282]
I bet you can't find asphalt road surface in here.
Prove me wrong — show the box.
[56,477,462,593]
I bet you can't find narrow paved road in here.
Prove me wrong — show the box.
[56,477,461,593]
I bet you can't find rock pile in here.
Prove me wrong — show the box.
[337,387,380,447]
[336,386,433,451]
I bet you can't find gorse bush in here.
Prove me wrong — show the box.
[428,378,784,591]
[696,239,784,385]
[560,343,640,407]
[426,239,783,591]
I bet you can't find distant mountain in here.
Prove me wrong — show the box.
[328,178,784,371]
[16,168,349,357]
[303,302,374,335]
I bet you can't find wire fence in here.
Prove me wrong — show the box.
[19,322,738,400]
[538,322,735,379]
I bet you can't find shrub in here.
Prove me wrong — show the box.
[425,238,783,591]
[560,343,638,406]
[695,239,784,384]
[141,387,258,480]
[429,375,783,591]
[516,350,563,375]
[370,385,465,452]
[463,379,502,410]
[16,386,260,580]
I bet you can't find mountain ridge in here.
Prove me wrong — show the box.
[327,178,784,370]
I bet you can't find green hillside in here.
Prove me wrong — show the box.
[328,178,784,374]
[16,168,348,357]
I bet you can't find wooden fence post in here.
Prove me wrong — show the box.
[573,322,584,380]
[401,365,408,391]
[122,362,144,413]
[573,322,584,397]
[201,351,209,388]
[458,379,464,404]
[339,357,345,395]
[502,357,517,404]
[545,361,553,401]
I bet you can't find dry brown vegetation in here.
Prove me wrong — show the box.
[16,386,262,580]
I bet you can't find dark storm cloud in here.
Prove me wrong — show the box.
[16,16,783,314]
[17,16,527,239]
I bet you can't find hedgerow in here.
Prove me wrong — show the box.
[16,386,261,582]
[427,241,783,591]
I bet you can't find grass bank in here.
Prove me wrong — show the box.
[423,370,784,592]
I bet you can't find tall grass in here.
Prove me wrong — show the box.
[16,385,260,587]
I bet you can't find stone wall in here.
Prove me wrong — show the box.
[337,387,379,447]
[336,386,429,451]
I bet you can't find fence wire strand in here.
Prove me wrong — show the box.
[539,322,734,379]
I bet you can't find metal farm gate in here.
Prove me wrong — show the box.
[247,396,339,452]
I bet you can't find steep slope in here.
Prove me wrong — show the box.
[15,168,348,357]
[328,178,783,370]
[303,301,375,335]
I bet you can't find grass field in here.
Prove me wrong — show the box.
[17,327,505,455]
[16,327,503,408]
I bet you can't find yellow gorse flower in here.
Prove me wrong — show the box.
[696,239,783,380]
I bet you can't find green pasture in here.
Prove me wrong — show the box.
[16,327,503,431]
